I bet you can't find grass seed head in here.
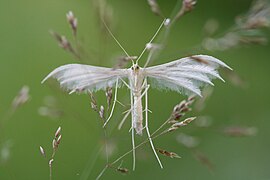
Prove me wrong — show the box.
[39,146,46,158]
[89,93,98,112]
[52,139,57,150]
[182,0,197,13]
[156,149,181,158]
[54,127,61,138]
[170,97,195,122]
[168,117,196,132]
[147,0,163,17]
[99,105,105,119]
[222,126,258,137]
[106,87,113,107]
[66,11,78,36]
[56,135,62,145]
[114,56,137,69]
[175,0,197,20]
[193,150,214,171]
[12,85,30,110]
[176,133,200,148]
[50,31,75,53]
[117,167,129,174]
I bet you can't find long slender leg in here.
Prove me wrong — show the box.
[120,78,132,90]
[145,79,163,168]
[130,88,136,171]
[131,126,136,170]
[103,78,119,127]
[134,84,150,105]
[118,77,136,169]
[119,77,135,169]
[118,109,131,130]
[116,100,125,107]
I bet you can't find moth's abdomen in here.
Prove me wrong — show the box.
[133,94,143,135]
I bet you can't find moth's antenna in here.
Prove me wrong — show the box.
[136,19,166,64]
[101,19,134,65]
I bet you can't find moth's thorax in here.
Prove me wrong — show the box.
[129,64,145,95]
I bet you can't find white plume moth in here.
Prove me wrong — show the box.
[42,19,232,170]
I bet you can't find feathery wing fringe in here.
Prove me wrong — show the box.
[42,64,128,94]
[145,55,232,96]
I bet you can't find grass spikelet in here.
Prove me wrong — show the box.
[147,0,164,17]
[156,149,181,159]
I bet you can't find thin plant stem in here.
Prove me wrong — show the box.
[96,165,109,180]
[103,78,119,127]
[80,145,103,180]
[96,129,168,179]
[144,79,163,168]
[110,130,167,166]
[103,129,109,163]
[50,168,52,180]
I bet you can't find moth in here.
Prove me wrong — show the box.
[42,20,232,169]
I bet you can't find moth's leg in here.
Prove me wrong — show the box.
[120,77,132,90]
[141,78,147,89]
[103,78,119,127]
[116,100,125,107]
[143,109,152,113]
[144,78,163,168]
[117,78,133,130]
[118,109,131,130]
[133,84,150,104]
[131,126,136,170]
[131,78,148,101]
[130,88,136,171]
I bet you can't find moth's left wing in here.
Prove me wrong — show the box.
[42,64,129,94]
[144,55,232,96]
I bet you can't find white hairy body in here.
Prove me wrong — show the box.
[129,65,144,135]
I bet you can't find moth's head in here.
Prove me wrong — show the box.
[131,64,140,72]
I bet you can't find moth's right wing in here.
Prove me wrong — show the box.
[42,64,129,94]
[144,55,232,96]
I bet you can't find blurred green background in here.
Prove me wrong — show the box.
[1,0,270,179]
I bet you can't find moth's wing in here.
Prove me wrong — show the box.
[144,55,232,96]
[42,64,129,94]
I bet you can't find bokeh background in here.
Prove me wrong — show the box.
[1,0,270,179]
